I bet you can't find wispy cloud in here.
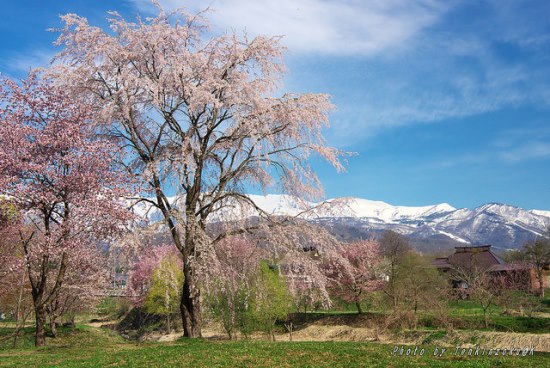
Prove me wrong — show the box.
[431,142,550,169]
[127,0,550,149]
[493,125,550,163]
[426,124,550,169]
[498,142,550,163]
[0,49,55,77]
[325,0,550,145]
[130,0,449,56]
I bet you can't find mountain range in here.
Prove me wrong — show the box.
[134,194,550,252]
[259,195,550,251]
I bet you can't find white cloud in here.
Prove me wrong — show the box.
[1,49,55,76]
[127,0,550,149]
[492,126,550,163]
[131,0,449,56]
[498,142,550,163]
[425,129,550,169]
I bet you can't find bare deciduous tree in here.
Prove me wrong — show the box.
[454,266,504,329]
[379,231,412,309]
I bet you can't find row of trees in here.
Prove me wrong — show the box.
[119,227,548,340]
[123,231,449,340]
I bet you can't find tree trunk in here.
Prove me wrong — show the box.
[12,321,22,349]
[14,277,24,330]
[356,301,363,314]
[285,322,293,341]
[27,249,69,347]
[180,267,202,338]
[49,313,58,338]
[179,217,204,338]
[35,306,47,347]
[166,313,171,334]
[539,273,545,299]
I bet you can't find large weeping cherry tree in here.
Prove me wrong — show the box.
[52,2,343,337]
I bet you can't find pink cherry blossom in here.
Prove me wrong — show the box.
[0,71,133,346]
[323,240,384,313]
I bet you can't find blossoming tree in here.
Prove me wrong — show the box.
[323,240,384,314]
[0,73,131,346]
[208,236,262,339]
[51,2,342,337]
[128,245,182,305]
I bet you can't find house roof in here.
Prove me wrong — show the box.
[447,245,505,271]
[433,245,519,272]
[487,262,532,272]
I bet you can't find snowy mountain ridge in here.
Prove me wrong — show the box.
[133,194,550,249]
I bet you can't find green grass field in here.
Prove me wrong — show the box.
[0,325,549,368]
[313,297,550,334]
[2,294,549,367]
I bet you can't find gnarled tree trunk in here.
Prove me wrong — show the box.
[180,268,202,338]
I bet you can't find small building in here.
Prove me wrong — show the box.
[434,245,546,295]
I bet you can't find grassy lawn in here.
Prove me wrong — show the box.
[0,325,549,367]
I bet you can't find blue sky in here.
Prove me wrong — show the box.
[1,0,550,210]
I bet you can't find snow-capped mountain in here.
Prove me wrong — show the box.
[132,194,550,250]
[315,198,550,250]
[428,203,550,247]
[254,196,550,249]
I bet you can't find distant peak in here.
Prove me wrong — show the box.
[476,202,513,211]
[434,203,456,211]
[531,209,550,218]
